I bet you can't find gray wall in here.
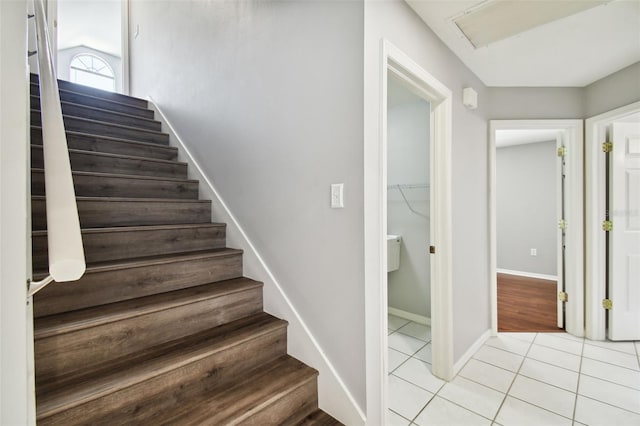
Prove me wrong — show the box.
[129,0,366,409]
[497,141,557,276]
[584,62,640,118]
[365,0,491,363]
[387,87,431,319]
[489,62,640,120]
[488,87,584,119]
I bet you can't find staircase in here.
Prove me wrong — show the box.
[30,74,341,425]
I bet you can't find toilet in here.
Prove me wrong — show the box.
[387,235,401,272]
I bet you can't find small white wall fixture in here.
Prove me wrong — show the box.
[489,120,584,337]
[365,39,453,423]
[584,101,640,340]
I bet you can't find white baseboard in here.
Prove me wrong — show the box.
[452,329,491,377]
[149,99,365,426]
[497,268,557,282]
[388,307,431,326]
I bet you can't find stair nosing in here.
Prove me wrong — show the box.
[30,79,149,108]
[32,195,210,204]
[31,144,187,167]
[31,126,177,152]
[167,356,318,425]
[36,313,286,419]
[31,168,197,183]
[32,248,243,279]
[35,277,264,339]
[32,222,226,237]
[32,96,161,126]
[30,84,152,114]
[31,109,168,137]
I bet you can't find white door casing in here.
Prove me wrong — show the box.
[364,39,453,424]
[585,102,640,341]
[556,132,565,329]
[608,122,640,340]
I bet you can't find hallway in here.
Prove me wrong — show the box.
[387,315,640,425]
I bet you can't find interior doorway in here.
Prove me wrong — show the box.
[48,0,129,93]
[368,40,453,423]
[489,120,584,337]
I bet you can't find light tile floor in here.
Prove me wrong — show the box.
[387,314,640,426]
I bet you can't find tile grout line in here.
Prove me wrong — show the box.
[571,336,585,425]
[490,333,536,424]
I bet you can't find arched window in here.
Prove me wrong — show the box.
[69,54,115,92]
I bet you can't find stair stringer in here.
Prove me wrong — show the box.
[149,98,365,426]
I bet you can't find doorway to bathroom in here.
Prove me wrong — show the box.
[386,73,436,412]
[386,74,434,383]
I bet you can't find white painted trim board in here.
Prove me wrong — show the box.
[496,268,558,282]
[452,329,491,376]
[148,98,365,426]
[388,307,431,326]
[584,101,640,341]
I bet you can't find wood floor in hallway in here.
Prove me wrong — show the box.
[497,273,564,332]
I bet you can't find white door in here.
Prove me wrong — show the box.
[608,122,640,340]
[556,133,565,329]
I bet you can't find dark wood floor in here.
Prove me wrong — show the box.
[497,273,564,333]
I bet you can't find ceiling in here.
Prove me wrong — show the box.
[57,0,121,57]
[405,0,640,87]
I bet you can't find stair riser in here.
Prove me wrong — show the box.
[38,326,287,425]
[32,225,226,269]
[31,97,161,131]
[243,377,318,426]
[32,198,211,230]
[31,111,169,145]
[31,128,177,160]
[33,252,243,318]
[35,286,264,384]
[30,75,148,108]
[31,146,187,179]
[32,170,198,200]
[30,84,155,119]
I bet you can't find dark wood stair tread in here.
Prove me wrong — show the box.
[31,110,167,137]
[31,144,185,167]
[31,145,188,179]
[31,168,199,200]
[31,127,178,158]
[30,74,149,108]
[32,248,242,280]
[36,312,287,419]
[294,410,343,425]
[32,222,225,236]
[31,168,197,184]
[32,96,162,129]
[35,277,263,338]
[30,83,154,118]
[158,355,318,425]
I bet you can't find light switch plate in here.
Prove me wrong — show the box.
[331,183,344,208]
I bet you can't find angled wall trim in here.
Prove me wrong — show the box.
[149,98,366,426]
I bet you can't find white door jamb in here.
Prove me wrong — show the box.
[584,101,640,340]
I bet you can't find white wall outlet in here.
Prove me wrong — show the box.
[331,183,344,208]
[530,248,537,256]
